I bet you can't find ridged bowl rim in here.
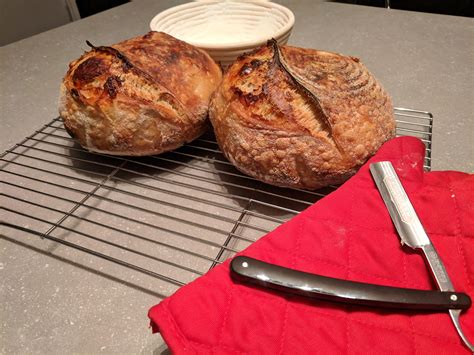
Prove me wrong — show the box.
[149,1,295,50]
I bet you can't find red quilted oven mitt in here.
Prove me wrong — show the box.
[149,137,474,354]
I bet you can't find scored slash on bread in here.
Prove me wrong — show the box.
[59,31,222,156]
[209,39,396,190]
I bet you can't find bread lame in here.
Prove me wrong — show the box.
[370,161,473,352]
[230,161,472,349]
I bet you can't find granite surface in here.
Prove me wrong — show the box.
[1,0,473,353]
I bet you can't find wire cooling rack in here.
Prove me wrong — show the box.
[0,107,432,294]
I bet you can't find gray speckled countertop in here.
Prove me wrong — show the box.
[1,1,473,353]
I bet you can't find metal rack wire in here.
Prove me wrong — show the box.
[0,107,433,294]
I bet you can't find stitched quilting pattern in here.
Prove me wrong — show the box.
[149,137,474,354]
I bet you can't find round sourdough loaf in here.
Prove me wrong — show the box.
[59,31,222,156]
[209,40,396,190]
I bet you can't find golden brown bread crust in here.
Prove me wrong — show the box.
[59,31,222,155]
[209,40,395,190]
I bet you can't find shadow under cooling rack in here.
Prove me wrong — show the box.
[0,107,433,295]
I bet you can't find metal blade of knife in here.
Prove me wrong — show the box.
[370,161,473,352]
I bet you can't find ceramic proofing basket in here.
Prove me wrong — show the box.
[150,1,295,67]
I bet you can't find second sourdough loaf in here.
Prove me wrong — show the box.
[209,40,396,190]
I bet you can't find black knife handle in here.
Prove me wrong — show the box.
[230,256,471,311]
